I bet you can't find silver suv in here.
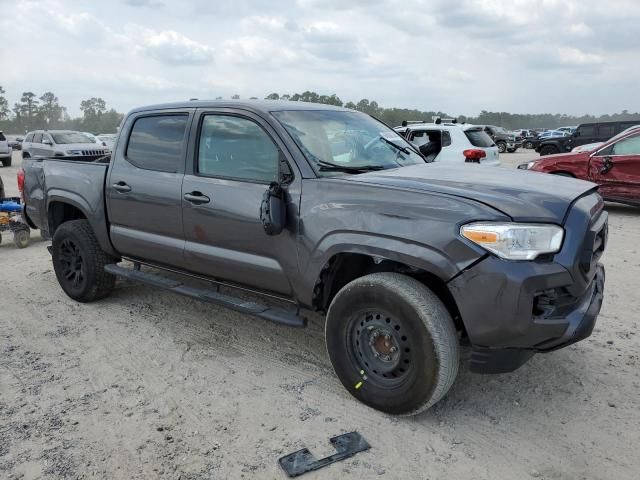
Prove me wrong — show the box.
[0,131,12,167]
[22,130,108,158]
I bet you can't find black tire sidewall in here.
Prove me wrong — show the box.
[52,222,100,301]
[326,281,440,415]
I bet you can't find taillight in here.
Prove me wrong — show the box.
[463,149,487,163]
[17,168,25,194]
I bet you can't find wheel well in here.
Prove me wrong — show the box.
[48,202,87,235]
[312,253,465,336]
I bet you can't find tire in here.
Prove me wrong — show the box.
[507,148,516,153]
[325,272,459,415]
[539,145,559,156]
[13,228,30,248]
[1,157,11,167]
[496,142,506,153]
[51,220,116,302]
[525,141,534,149]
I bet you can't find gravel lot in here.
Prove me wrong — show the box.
[1,150,639,479]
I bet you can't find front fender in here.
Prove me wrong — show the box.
[296,231,484,306]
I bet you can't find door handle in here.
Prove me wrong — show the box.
[184,191,210,204]
[112,181,131,193]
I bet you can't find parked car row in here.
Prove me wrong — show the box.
[520,125,640,207]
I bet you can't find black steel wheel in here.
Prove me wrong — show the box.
[525,141,534,149]
[326,272,459,415]
[348,309,416,388]
[52,220,116,302]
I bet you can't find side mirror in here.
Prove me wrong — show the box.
[260,182,286,235]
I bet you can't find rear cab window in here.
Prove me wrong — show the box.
[125,114,188,172]
[465,129,494,147]
[578,125,596,137]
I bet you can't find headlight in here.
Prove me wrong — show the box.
[526,161,537,169]
[460,222,564,260]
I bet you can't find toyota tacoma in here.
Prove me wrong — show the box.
[22,100,607,415]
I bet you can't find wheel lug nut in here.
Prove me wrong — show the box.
[385,334,391,341]
[390,346,397,353]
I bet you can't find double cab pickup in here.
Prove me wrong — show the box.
[22,100,607,415]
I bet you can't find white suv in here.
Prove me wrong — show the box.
[22,130,109,158]
[0,131,12,167]
[394,122,500,166]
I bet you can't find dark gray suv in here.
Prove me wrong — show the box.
[22,101,607,415]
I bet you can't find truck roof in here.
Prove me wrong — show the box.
[128,99,350,115]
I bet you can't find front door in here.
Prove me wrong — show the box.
[589,131,640,203]
[106,111,192,266]
[181,110,300,296]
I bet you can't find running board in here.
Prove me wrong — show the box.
[104,264,307,328]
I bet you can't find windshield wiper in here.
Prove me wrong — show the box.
[378,136,411,155]
[317,160,386,173]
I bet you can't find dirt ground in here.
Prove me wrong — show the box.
[1,150,639,480]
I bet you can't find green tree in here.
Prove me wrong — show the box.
[39,91,63,126]
[0,86,9,121]
[80,97,107,132]
[231,94,240,99]
[265,93,279,100]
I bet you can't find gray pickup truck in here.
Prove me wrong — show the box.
[22,100,607,415]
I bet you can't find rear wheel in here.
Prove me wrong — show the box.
[325,272,459,415]
[52,220,116,302]
[540,145,559,156]
[1,157,11,167]
[13,228,30,248]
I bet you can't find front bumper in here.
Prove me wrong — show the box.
[449,193,607,373]
[0,152,11,159]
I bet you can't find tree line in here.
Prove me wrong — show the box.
[0,86,123,134]
[2,86,638,134]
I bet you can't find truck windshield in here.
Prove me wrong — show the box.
[51,132,94,144]
[273,110,424,175]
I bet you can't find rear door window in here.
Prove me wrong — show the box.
[126,114,188,172]
[598,125,615,139]
[33,133,43,143]
[465,129,494,147]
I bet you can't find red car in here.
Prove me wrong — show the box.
[521,126,640,206]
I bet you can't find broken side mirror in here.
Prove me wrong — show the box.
[260,182,286,236]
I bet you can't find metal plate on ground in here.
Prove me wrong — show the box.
[278,431,371,478]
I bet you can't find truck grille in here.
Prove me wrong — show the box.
[81,149,107,156]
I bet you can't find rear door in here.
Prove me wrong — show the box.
[106,110,193,266]
[589,131,640,202]
[181,108,301,295]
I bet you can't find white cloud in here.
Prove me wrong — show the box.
[557,47,604,67]
[141,30,214,65]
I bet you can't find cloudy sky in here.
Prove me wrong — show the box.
[1,0,639,117]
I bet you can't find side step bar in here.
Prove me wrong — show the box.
[104,264,307,328]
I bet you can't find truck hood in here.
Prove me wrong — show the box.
[345,164,597,223]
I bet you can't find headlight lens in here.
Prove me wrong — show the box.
[526,160,537,169]
[461,222,564,260]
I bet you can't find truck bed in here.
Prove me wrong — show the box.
[22,157,111,247]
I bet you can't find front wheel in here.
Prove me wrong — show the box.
[13,228,30,248]
[525,141,534,149]
[52,220,116,302]
[325,273,459,415]
[539,145,559,156]
[496,142,507,153]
